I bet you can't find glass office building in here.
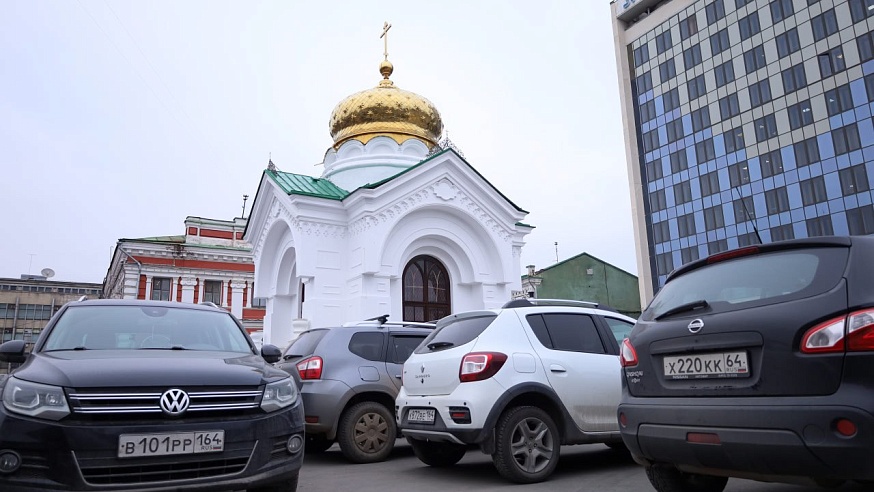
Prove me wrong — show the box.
[611,0,874,302]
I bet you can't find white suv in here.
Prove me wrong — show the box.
[395,299,635,483]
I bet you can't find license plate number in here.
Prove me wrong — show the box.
[118,431,224,458]
[407,408,435,424]
[663,351,749,379]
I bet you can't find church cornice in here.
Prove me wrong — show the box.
[348,177,514,242]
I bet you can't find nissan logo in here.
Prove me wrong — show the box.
[159,389,190,416]
[688,319,704,334]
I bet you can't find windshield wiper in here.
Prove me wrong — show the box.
[427,341,454,351]
[654,299,710,320]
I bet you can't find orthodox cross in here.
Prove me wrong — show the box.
[380,21,392,60]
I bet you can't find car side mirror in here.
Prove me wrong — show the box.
[261,344,281,364]
[0,340,28,364]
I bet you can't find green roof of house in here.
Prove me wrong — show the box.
[259,148,528,217]
[266,169,349,200]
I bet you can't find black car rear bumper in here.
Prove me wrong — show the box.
[618,397,874,482]
[0,401,305,491]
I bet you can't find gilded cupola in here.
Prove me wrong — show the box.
[328,60,443,149]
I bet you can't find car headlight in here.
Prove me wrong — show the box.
[261,378,299,412]
[2,377,70,421]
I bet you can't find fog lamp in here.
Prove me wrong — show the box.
[0,450,21,474]
[287,434,304,454]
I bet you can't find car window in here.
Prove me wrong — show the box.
[42,305,251,353]
[416,314,497,354]
[529,313,606,354]
[283,329,329,357]
[389,335,426,364]
[645,248,848,320]
[349,332,385,361]
[603,317,635,343]
[525,314,553,348]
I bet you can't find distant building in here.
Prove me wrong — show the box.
[102,216,265,332]
[0,275,103,373]
[520,253,641,318]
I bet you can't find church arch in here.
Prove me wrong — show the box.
[402,255,451,322]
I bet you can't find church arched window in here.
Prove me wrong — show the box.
[402,255,451,322]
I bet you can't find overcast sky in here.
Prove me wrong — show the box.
[1,0,635,284]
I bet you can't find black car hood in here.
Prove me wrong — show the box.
[13,350,290,388]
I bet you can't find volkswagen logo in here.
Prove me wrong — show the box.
[159,389,190,416]
[688,318,705,334]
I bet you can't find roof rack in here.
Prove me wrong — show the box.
[200,301,219,309]
[344,314,436,329]
[502,298,600,309]
[77,295,88,302]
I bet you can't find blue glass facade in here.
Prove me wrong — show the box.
[627,0,874,290]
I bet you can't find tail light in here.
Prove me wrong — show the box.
[847,309,874,351]
[459,352,507,382]
[620,338,638,367]
[296,356,323,380]
[801,308,874,354]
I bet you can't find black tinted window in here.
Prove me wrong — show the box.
[416,314,497,353]
[528,313,606,354]
[283,329,329,358]
[389,335,426,364]
[645,248,848,320]
[349,332,385,361]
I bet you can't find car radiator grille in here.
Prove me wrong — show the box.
[75,445,253,485]
[66,386,262,420]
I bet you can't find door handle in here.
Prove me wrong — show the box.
[395,374,402,379]
[550,364,567,373]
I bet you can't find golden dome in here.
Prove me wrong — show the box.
[329,61,443,148]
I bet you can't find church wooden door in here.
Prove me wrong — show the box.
[402,255,451,322]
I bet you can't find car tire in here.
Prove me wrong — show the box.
[645,465,728,492]
[305,434,334,454]
[337,401,397,463]
[407,437,467,467]
[247,472,298,492]
[492,406,560,484]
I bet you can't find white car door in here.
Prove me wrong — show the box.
[524,312,621,433]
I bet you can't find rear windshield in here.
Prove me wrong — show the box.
[415,314,497,353]
[644,247,848,321]
[283,329,329,358]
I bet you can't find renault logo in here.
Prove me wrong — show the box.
[160,389,190,416]
[688,319,704,334]
[420,364,425,373]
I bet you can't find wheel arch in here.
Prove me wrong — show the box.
[328,390,397,440]
[479,382,578,452]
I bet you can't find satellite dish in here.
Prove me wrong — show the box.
[41,268,55,279]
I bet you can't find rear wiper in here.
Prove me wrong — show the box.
[427,341,454,351]
[654,299,709,320]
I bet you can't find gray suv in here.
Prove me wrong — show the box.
[276,317,433,463]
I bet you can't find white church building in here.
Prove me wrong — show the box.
[244,55,533,347]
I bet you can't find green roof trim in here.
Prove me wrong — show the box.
[357,148,529,214]
[516,222,535,228]
[267,169,349,200]
[134,235,185,243]
[119,237,251,252]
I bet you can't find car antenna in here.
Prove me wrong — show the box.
[731,185,763,245]
[365,314,389,325]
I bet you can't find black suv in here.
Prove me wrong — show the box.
[276,317,433,463]
[0,299,304,492]
[619,236,874,490]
